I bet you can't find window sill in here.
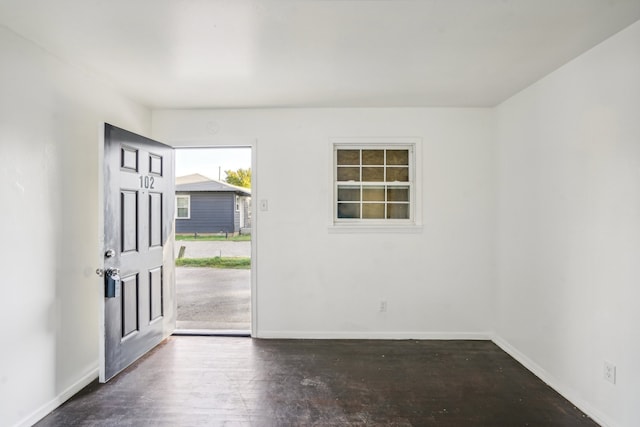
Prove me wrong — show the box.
[328,223,423,234]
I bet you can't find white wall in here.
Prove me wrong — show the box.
[153,108,497,339]
[0,26,151,427]
[495,20,640,427]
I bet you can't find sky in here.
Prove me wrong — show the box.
[175,147,251,181]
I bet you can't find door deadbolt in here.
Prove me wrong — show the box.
[102,268,121,298]
[96,267,120,277]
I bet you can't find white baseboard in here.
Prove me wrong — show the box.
[491,335,612,427]
[14,366,98,427]
[256,330,492,340]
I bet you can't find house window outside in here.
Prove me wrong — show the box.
[335,145,413,223]
[235,195,240,212]
[176,195,190,219]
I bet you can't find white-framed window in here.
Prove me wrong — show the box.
[333,142,415,225]
[176,195,190,219]
[235,195,240,212]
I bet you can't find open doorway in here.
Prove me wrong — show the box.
[173,147,252,335]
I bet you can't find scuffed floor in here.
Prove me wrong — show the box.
[36,337,598,426]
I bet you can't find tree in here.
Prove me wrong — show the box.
[224,168,251,188]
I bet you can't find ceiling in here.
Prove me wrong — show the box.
[1,0,639,109]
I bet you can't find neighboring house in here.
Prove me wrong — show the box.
[176,177,251,234]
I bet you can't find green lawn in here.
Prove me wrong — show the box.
[175,257,251,269]
[175,234,251,242]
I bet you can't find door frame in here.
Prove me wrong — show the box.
[98,130,258,342]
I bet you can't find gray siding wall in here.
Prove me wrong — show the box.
[176,192,236,233]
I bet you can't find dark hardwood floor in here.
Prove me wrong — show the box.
[36,337,598,426]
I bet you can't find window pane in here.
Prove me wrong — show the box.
[338,186,360,202]
[363,187,385,201]
[386,167,409,182]
[177,207,188,218]
[362,167,384,182]
[387,187,409,202]
[387,203,409,219]
[362,150,384,165]
[334,144,413,223]
[362,203,385,218]
[387,149,409,165]
[338,203,360,219]
[337,167,360,181]
[337,150,360,165]
[177,197,188,208]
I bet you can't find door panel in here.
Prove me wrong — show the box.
[149,193,163,247]
[121,190,138,252]
[101,123,175,382]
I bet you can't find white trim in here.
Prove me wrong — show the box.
[256,330,492,340]
[491,335,612,427]
[328,137,422,230]
[14,367,98,427]
[175,194,190,219]
[328,224,423,234]
[164,143,257,338]
[98,122,106,383]
[250,140,258,337]
[330,136,423,145]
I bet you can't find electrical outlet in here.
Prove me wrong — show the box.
[379,300,387,313]
[604,361,616,384]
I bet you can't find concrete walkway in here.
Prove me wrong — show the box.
[175,240,251,259]
[174,240,251,332]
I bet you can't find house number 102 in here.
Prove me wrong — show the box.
[139,175,155,189]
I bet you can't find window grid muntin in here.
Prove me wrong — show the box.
[335,145,413,222]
